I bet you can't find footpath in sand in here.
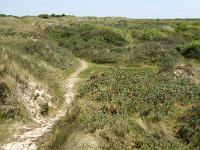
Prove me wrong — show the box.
[2,60,88,150]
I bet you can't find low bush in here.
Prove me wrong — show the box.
[128,42,181,64]
[38,14,50,19]
[158,50,181,74]
[176,41,200,59]
[176,105,200,149]
[132,29,166,41]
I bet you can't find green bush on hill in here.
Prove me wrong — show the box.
[176,41,200,59]
[44,24,132,63]
[132,29,166,41]
[50,14,66,18]
[0,14,7,17]
[38,14,50,19]
[46,24,131,46]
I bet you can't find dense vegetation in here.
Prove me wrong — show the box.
[176,41,200,58]
[44,18,200,65]
[44,66,200,150]
[0,15,200,149]
[38,17,200,150]
[79,68,199,149]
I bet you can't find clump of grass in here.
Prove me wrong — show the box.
[40,103,49,116]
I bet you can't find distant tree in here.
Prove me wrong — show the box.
[38,14,49,19]
[51,14,56,17]
[50,14,66,18]
[0,14,7,17]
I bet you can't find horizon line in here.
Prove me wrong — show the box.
[1,13,200,20]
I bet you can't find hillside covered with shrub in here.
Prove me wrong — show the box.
[0,15,200,149]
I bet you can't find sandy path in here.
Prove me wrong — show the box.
[2,60,88,150]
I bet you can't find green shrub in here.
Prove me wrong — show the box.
[44,24,131,63]
[176,105,200,149]
[0,14,7,17]
[132,29,166,41]
[50,14,66,18]
[97,25,131,46]
[38,14,50,19]
[46,24,131,47]
[89,50,120,64]
[128,42,181,64]
[135,134,181,150]
[158,50,181,73]
[0,28,17,36]
[176,22,188,31]
[176,41,200,59]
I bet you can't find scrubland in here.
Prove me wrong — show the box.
[0,14,200,149]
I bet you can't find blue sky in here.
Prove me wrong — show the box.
[0,0,199,18]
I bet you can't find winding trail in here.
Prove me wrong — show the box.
[2,60,88,150]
